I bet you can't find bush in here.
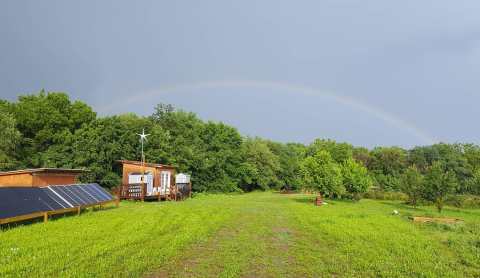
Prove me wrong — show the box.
[445,195,480,208]
[364,187,408,201]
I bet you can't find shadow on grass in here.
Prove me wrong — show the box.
[0,205,118,231]
[290,195,315,204]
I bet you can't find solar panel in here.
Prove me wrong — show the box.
[0,183,115,224]
[77,185,101,203]
[44,187,74,208]
[65,186,90,206]
[0,188,52,219]
[71,185,97,204]
[83,184,112,202]
[51,186,84,206]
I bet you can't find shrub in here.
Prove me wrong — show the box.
[445,194,480,208]
[364,187,408,201]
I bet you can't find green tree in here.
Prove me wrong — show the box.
[341,158,373,200]
[425,162,457,213]
[307,139,353,164]
[239,138,280,191]
[0,110,22,170]
[400,166,425,207]
[11,91,96,168]
[368,147,407,191]
[300,150,344,197]
[267,141,306,191]
[465,169,480,195]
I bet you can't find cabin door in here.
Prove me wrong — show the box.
[160,171,171,194]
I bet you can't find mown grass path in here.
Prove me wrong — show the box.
[1,192,479,277]
[151,193,480,277]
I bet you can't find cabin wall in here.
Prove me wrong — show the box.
[121,163,176,188]
[0,173,33,187]
[122,164,158,186]
[31,174,78,186]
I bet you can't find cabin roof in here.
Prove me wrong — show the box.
[117,160,176,169]
[0,168,87,177]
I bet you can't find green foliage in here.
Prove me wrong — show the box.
[400,166,425,207]
[0,110,22,170]
[300,150,344,197]
[11,91,96,168]
[341,158,373,200]
[239,138,280,191]
[266,141,305,191]
[307,139,353,163]
[425,161,458,212]
[3,91,480,198]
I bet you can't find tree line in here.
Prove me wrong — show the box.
[1,92,480,211]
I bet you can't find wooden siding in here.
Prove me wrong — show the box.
[31,174,78,186]
[0,173,33,187]
[121,163,175,188]
[0,172,79,187]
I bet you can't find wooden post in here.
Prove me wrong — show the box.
[115,197,120,207]
[43,212,48,223]
[189,182,192,198]
[77,206,81,216]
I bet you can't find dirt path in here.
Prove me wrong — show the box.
[151,195,301,278]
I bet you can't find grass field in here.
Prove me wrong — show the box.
[1,192,479,277]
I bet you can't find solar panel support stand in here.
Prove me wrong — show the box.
[43,212,48,223]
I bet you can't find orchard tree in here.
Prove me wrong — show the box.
[400,166,424,207]
[300,150,344,198]
[341,158,373,200]
[425,161,457,213]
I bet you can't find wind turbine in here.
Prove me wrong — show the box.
[137,128,150,163]
[137,129,150,187]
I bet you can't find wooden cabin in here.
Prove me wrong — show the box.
[0,168,86,187]
[118,160,179,201]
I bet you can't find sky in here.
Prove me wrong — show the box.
[1,1,479,148]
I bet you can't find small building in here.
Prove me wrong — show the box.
[118,160,178,200]
[0,168,86,187]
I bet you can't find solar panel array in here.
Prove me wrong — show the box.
[0,184,114,220]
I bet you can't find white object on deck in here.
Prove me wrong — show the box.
[175,173,190,184]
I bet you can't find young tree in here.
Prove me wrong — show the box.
[425,161,457,213]
[300,150,344,198]
[341,158,373,201]
[400,166,424,207]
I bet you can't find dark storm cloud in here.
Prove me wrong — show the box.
[1,0,479,147]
